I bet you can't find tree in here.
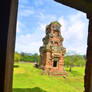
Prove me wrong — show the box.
[64,51,86,72]
[19,52,40,63]
[73,55,86,67]
[14,52,21,62]
[33,53,40,63]
[65,55,73,72]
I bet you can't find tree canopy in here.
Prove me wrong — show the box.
[14,52,40,63]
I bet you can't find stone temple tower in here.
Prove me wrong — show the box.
[39,21,66,75]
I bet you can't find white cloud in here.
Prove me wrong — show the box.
[16,22,21,33]
[58,16,67,33]
[34,0,44,6]
[58,12,88,54]
[16,21,26,33]
[19,0,29,4]
[39,23,46,32]
[16,21,22,33]
[16,11,57,54]
[37,12,56,21]
[19,6,35,17]
[59,12,86,40]
[21,9,34,17]
[16,11,88,55]
[15,23,46,54]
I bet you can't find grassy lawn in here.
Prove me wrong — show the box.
[13,62,85,92]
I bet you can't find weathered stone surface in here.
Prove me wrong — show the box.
[39,21,66,75]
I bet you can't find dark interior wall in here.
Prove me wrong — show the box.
[0,0,18,92]
[0,0,12,92]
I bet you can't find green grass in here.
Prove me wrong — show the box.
[13,62,85,92]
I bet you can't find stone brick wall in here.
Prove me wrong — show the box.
[39,21,66,75]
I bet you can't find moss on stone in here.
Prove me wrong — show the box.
[46,21,61,30]
[51,21,61,26]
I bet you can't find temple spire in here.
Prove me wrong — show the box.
[39,21,66,76]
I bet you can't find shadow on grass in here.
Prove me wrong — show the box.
[13,65,19,68]
[13,87,47,92]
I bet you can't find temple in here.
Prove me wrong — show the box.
[39,21,66,75]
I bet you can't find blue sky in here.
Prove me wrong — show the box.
[15,0,89,55]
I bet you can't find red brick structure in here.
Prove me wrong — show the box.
[39,21,66,75]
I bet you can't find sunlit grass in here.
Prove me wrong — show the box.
[13,62,85,92]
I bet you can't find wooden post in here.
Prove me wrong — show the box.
[84,14,92,92]
[0,0,18,92]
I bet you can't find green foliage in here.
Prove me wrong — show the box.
[13,63,85,92]
[14,52,40,63]
[64,54,86,72]
[14,52,21,62]
[33,53,40,63]
[20,52,40,63]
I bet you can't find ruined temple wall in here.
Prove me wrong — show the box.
[45,51,52,68]
[58,56,64,71]
[39,55,42,66]
[39,52,46,69]
[39,21,66,75]
[50,37,60,42]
